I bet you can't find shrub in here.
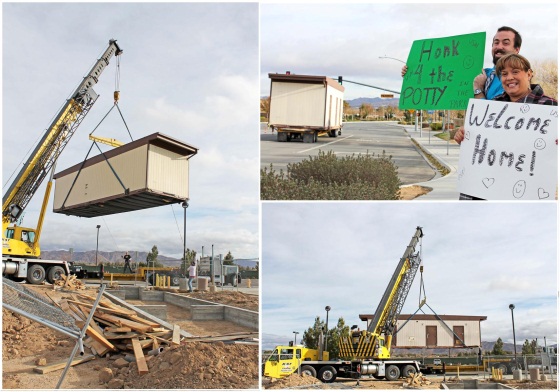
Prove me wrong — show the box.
[430,122,443,131]
[260,151,402,200]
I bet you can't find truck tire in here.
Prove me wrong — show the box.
[318,365,337,383]
[277,132,287,142]
[46,266,65,284]
[385,364,401,381]
[301,365,317,378]
[27,264,46,285]
[171,276,180,286]
[402,365,416,378]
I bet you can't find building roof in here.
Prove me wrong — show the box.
[268,73,344,92]
[359,314,487,322]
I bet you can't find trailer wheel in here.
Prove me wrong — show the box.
[318,365,337,383]
[385,365,401,381]
[27,264,46,285]
[402,365,416,378]
[277,132,288,142]
[171,276,180,286]
[47,266,65,284]
[303,132,314,143]
[494,364,508,374]
[301,365,317,378]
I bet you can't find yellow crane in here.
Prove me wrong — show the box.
[2,39,123,284]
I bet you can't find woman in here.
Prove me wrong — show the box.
[493,53,557,105]
[455,53,557,200]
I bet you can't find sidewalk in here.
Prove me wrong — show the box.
[402,125,461,200]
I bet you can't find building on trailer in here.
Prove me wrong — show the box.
[268,73,345,143]
[359,314,487,348]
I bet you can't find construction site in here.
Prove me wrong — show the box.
[2,36,259,389]
[261,220,558,390]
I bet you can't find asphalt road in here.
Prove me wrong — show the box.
[261,122,436,185]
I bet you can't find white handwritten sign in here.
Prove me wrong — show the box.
[457,99,558,200]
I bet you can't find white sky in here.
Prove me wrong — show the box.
[261,3,559,100]
[262,202,558,350]
[2,3,259,259]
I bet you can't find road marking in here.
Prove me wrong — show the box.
[297,135,354,154]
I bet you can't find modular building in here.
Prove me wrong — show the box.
[268,73,345,143]
[360,314,487,349]
[53,133,198,217]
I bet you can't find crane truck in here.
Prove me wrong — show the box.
[263,227,424,383]
[2,40,123,285]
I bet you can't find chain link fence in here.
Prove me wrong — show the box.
[2,278,79,338]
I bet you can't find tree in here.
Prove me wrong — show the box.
[359,103,374,119]
[146,245,162,267]
[301,316,349,360]
[522,339,537,355]
[492,337,506,355]
[223,251,235,265]
[181,248,197,275]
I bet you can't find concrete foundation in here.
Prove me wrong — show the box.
[135,305,167,321]
[441,379,515,389]
[107,287,257,330]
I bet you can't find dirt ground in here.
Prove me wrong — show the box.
[2,284,259,389]
[399,185,432,200]
[262,374,558,390]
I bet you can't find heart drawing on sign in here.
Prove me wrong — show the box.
[538,188,550,199]
[482,178,495,188]
[464,131,470,141]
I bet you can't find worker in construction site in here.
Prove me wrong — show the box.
[187,261,197,292]
[122,251,132,273]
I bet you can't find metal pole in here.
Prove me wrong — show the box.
[420,110,423,138]
[211,245,214,285]
[182,200,189,276]
[293,331,299,346]
[325,306,331,352]
[95,225,101,266]
[509,304,518,368]
[446,111,450,155]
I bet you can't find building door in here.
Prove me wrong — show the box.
[453,326,465,346]
[426,326,437,347]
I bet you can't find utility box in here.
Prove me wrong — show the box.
[53,132,198,217]
[268,73,345,143]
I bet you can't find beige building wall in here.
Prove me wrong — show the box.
[53,145,148,209]
[269,82,326,127]
[396,319,481,347]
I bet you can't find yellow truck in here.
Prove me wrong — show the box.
[264,227,425,383]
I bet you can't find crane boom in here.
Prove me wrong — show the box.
[368,226,423,336]
[339,227,424,360]
[2,39,122,223]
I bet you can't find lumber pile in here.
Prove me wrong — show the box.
[53,274,85,290]
[404,372,432,388]
[59,292,183,375]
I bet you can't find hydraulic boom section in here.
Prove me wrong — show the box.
[339,226,424,360]
[2,39,122,259]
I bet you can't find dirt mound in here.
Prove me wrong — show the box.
[500,379,558,389]
[2,309,69,359]
[180,290,258,312]
[123,341,258,389]
[264,373,322,389]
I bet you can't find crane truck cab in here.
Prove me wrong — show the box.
[263,345,330,380]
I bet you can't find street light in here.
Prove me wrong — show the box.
[509,304,517,368]
[293,331,299,346]
[379,56,406,64]
[95,225,101,266]
[182,199,189,276]
[325,305,331,352]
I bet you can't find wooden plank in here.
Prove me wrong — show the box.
[105,327,132,333]
[75,320,116,352]
[33,354,95,374]
[131,338,149,375]
[68,299,137,316]
[104,331,142,340]
[59,300,83,322]
[94,313,152,333]
[67,302,87,321]
[172,325,181,346]
[126,339,153,350]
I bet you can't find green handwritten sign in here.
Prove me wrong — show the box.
[399,32,486,110]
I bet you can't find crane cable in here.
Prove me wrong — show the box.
[418,238,427,308]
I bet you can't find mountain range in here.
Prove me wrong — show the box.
[41,250,258,268]
[346,97,400,108]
